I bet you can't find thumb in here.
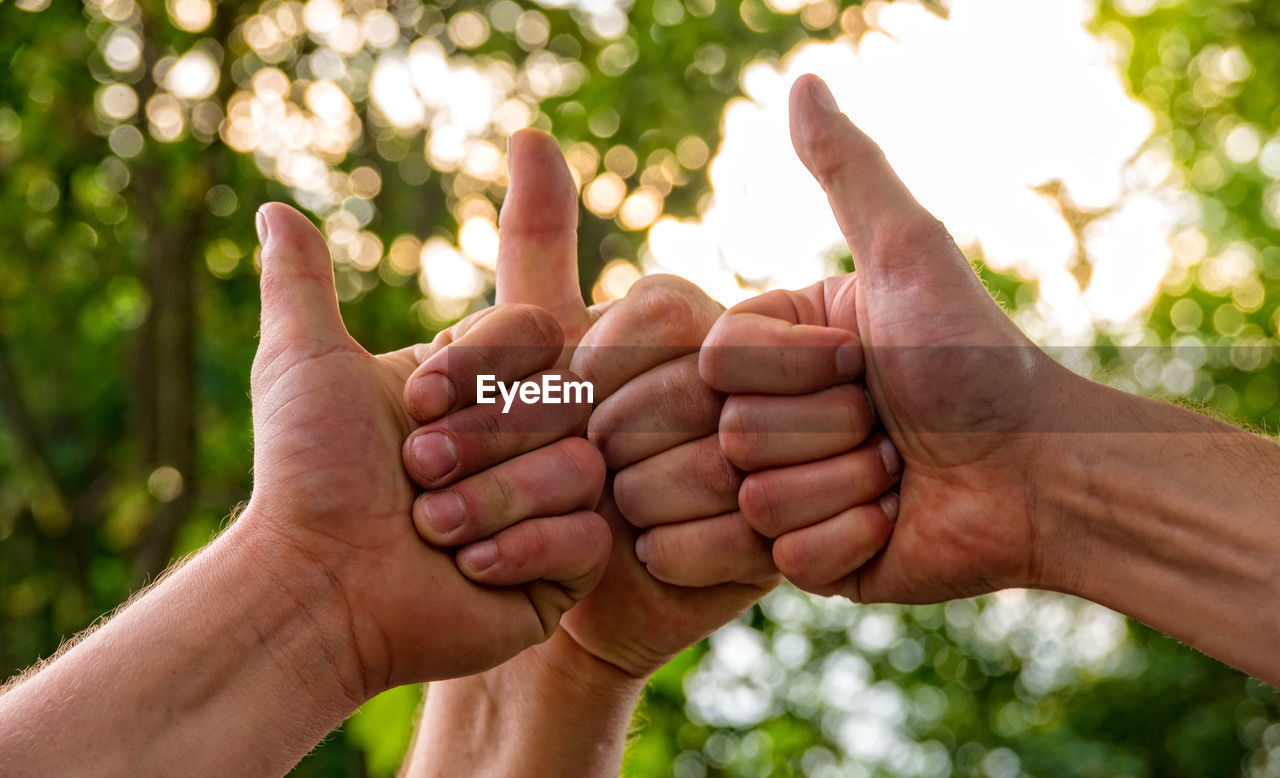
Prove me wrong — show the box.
[256,202,349,346]
[496,129,586,324]
[789,75,968,284]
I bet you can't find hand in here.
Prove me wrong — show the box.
[245,203,609,698]
[701,75,1077,603]
[459,131,777,676]
[499,131,781,678]
[570,272,782,675]
[402,129,781,778]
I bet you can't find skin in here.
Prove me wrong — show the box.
[702,74,1280,686]
[0,203,610,775]
[402,130,888,777]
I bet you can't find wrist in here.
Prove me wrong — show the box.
[225,505,371,716]
[520,628,651,703]
[406,630,645,778]
[1021,365,1114,594]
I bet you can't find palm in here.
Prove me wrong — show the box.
[249,206,592,690]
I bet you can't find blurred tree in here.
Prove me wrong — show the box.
[2,0,1280,775]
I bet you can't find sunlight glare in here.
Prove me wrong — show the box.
[647,0,1177,341]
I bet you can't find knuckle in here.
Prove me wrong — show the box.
[697,335,727,389]
[466,343,506,385]
[739,475,784,538]
[634,284,705,347]
[658,362,720,432]
[836,384,872,437]
[550,438,606,503]
[807,134,856,186]
[454,407,505,456]
[772,534,827,592]
[868,215,952,266]
[718,400,762,470]
[578,512,611,561]
[640,528,673,575]
[505,303,564,351]
[584,409,623,468]
[695,438,744,500]
[513,520,553,561]
[611,468,647,526]
[482,467,517,518]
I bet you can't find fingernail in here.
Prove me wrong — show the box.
[460,539,498,573]
[412,372,455,421]
[879,492,900,523]
[809,78,839,112]
[836,339,863,379]
[507,132,524,170]
[877,436,902,476]
[422,491,465,535]
[412,432,458,482]
[255,206,271,248]
[634,533,651,564]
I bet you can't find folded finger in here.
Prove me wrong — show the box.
[634,512,778,587]
[737,435,906,537]
[613,434,742,528]
[719,383,874,471]
[740,435,902,538]
[457,510,611,597]
[588,353,724,469]
[403,369,591,488]
[404,304,564,423]
[413,437,605,546]
[570,275,722,401]
[772,496,897,596]
[699,286,862,395]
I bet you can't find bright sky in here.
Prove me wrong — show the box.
[645,0,1180,345]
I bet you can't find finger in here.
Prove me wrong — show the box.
[588,353,724,470]
[788,75,935,261]
[634,513,778,587]
[497,129,585,324]
[408,305,504,369]
[613,434,741,528]
[740,435,902,538]
[404,305,564,423]
[571,274,723,401]
[255,202,348,347]
[403,369,591,488]
[719,383,875,471]
[790,73,982,302]
[772,496,897,596]
[699,287,862,395]
[457,510,611,598]
[413,437,605,546]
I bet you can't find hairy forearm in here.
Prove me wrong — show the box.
[403,630,645,778]
[0,509,364,775]
[1038,375,1280,685]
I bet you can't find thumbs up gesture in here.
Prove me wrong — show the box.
[405,130,782,686]
[245,203,609,699]
[701,75,1071,604]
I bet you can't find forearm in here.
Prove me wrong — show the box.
[403,630,645,778]
[1039,374,1280,685]
[0,508,364,775]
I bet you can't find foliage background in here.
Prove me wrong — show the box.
[2,0,1280,775]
